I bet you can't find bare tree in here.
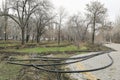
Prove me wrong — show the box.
[1,0,39,45]
[25,17,33,43]
[68,14,84,41]
[0,9,4,39]
[2,0,9,41]
[65,13,92,43]
[112,16,120,43]
[86,1,107,44]
[45,20,55,41]
[57,7,66,45]
[82,20,91,41]
[66,13,86,48]
[34,0,54,43]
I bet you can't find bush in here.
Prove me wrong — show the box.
[85,43,109,51]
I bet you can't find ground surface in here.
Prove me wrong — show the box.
[67,43,120,80]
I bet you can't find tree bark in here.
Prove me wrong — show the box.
[82,22,90,41]
[26,35,30,43]
[92,15,96,44]
[58,25,61,45]
[32,33,35,43]
[26,23,30,43]
[21,28,25,45]
[36,29,40,43]
[4,15,8,41]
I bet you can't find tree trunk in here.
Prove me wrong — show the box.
[4,32,7,41]
[92,15,96,44]
[58,25,61,45]
[36,36,40,43]
[21,28,25,45]
[4,16,8,41]
[26,35,30,43]
[36,30,40,43]
[32,33,35,43]
[26,22,30,43]
[82,23,90,41]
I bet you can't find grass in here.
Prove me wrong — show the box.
[42,41,70,46]
[0,40,20,44]
[0,40,20,48]
[0,62,21,80]
[0,41,87,54]
[0,45,88,54]
[0,40,110,54]
[0,43,19,47]
[15,45,87,53]
[0,53,77,80]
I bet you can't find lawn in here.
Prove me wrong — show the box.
[0,43,19,47]
[4,45,87,54]
[0,62,21,80]
[0,40,109,54]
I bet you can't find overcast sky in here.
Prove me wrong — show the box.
[51,0,120,22]
[0,0,119,22]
